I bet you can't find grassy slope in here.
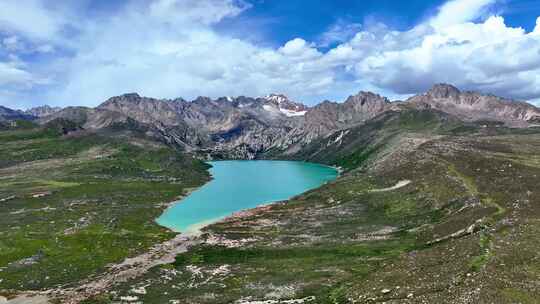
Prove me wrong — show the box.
[0,125,209,294]
[100,109,540,303]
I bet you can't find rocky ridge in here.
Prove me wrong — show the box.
[25,105,62,118]
[407,84,540,127]
[8,84,540,158]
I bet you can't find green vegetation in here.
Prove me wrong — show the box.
[469,233,492,272]
[0,125,209,291]
[335,145,380,170]
[173,241,416,267]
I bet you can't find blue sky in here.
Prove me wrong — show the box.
[0,0,539,109]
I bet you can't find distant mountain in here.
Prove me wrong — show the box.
[407,84,540,127]
[96,93,300,157]
[261,94,308,117]
[301,91,390,139]
[38,106,130,130]
[37,84,540,158]
[25,105,62,117]
[0,106,35,122]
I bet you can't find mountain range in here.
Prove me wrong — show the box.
[2,84,539,158]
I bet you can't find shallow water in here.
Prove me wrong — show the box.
[156,160,338,233]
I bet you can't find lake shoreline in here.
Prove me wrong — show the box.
[156,160,338,233]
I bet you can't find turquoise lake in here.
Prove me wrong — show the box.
[157,160,338,233]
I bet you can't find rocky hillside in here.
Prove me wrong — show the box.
[95,93,301,158]
[298,91,390,143]
[42,90,392,158]
[38,107,130,130]
[407,84,540,127]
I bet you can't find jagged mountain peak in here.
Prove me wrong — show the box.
[25,105,63,118]
[259,93,308,117]
[426,83,461,99]
[263,94,301,107]
[345,91,391,106]
[263,93,290,104]
[408,84,540,126]
[193,96,213,103]
[120,92,141,99]
[99,93,147,107]
[104,93,144,103]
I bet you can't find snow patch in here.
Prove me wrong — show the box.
[263,104,306,117]
[280,108,306,117]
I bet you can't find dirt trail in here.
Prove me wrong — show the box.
[44,234,200,303]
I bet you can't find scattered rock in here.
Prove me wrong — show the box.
[31,192,51,198]
[120,295,139,302]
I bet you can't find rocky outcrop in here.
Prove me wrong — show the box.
[297,91,390,142]
[407,84,540,127]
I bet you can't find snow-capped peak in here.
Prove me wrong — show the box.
[264,94,289,105]
[262,94,308,117]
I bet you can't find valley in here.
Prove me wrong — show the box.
[1,84,539,303]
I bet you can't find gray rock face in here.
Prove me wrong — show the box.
[25,105,62,117]
[426,83,461,99]
[95,93,302,157]
[38,84,540,158]
[408,84,540,127]
[304,91,390,136]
